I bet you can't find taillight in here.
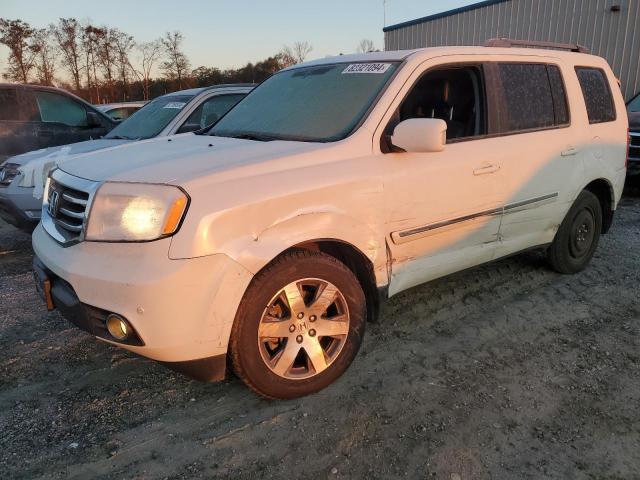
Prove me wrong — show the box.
[626,128,630,169]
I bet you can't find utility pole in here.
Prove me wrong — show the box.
[383,0,387,26]
[383,0,388,50]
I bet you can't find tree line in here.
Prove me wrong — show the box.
[0,17,358,104]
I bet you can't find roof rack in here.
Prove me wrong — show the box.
[484,38,590,54]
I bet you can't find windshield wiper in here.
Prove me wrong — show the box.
[231,133,273,142]
[107,135,133,140]
[223,132,277,142]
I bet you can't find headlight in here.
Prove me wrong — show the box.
[85,183,189,242]
[0,163,21,186]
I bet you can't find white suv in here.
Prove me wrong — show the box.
[32,42,628,399]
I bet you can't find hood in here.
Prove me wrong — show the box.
[628,111,640,130]
[8,138,131,167]
[15,138,132,198]
[58,133,327,185]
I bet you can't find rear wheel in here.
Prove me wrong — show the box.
[547,190,602,274]
[229,250,366,399]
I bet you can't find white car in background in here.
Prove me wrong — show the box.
[96,101,148,121]
[0,84,253,231]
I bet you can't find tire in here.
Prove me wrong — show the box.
[229,250,366,399]
[547,190,602,274]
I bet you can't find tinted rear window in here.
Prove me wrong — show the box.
[498,63,556,132]
[0,88,19,121]
[575,67,616,124]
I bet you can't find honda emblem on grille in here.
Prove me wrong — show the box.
[48,190,60,218]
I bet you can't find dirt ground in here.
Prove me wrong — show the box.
[1,187,640,480]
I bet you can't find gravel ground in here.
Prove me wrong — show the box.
[1,186,639,480]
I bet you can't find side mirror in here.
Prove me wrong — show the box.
[86,111,102,128]
[390,118,447,153]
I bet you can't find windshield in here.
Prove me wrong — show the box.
[628,93,640,112]
[105,95,193,140]
[210,62,399,142]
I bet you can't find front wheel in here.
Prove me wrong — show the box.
[547,190,602,274]
[229,250,366,399]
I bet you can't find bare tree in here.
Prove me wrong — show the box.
[357,39,375,53]
[278,48,296,68]
[0,18,37,82]
[97,28,118,101]
[281,41,313,65]
[293,41,313,62]
[161,31,189,89]
[130,39,162,100]
[82,24,106,103]
[112,29,135,101]
[52,18,83,91]
[31,28,57,85]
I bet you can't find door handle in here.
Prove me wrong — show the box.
[473,163,500,175]
[561,146,579,157]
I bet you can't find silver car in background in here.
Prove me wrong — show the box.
[95,101,148,121]
[0,84,253,231]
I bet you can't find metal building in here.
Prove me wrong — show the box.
[383,0,640,100]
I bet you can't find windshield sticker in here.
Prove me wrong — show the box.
[342,63,391,74]
[163,102,186,109]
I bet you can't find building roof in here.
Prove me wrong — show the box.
[383,0,511,32]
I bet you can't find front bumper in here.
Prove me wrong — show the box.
[32,224,253,372]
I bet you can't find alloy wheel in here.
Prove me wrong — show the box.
[257,278,350,380]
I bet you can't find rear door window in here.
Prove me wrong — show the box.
[496,63,556,132]
[575,67,616,123]
[0,88,19,121]
[34,91,88,127]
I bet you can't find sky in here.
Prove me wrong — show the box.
[0,0,477,76]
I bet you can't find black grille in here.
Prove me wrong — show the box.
[630,131,640,161]
[47,179,89,239]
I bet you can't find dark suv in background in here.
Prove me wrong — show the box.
[0,84,116,163]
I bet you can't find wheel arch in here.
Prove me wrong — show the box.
[291,239,383,323]
[582,178,615,233]
[223,211,389,322]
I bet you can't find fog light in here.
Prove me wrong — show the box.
[106,314,130,340]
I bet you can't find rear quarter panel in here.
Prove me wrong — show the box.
[565,55,628,207]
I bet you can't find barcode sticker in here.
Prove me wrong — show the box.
[163,102,186,109]
[342,63,391,74]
